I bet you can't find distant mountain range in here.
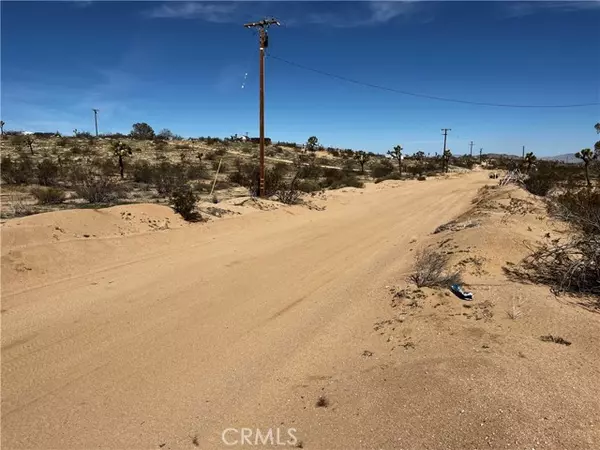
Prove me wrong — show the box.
[540,153,582,164]
[480,152,583,164]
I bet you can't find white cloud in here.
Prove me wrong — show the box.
[147,2,239,22]
[501,1,600,18]
[147,1,422,27]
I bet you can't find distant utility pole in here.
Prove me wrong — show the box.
[441,128,451,153]
[244,17,280,197]
[522,145,525,159]
[469,141,474,158]
[92,109,99,137]
[479,148,483,164]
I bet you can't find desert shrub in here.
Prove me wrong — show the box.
[524,172,556,196]
[74,176,122,203]
[297,160,322,180]
[175,143,192,150]
[154,139,168,152]
[203,151,217,161]
[37,158,60,186]
[154,161,183,195]
[1,154,34,184]
[296,180,321,193]
[505,187,600,298]
[228,160,285,196]
[371,159,395,178]
[228,159,251,185]
[276,175,301,205]
[93,157,119,177]
[130,122,155,140]
[321,168,364,189]
[453,157,476,169]
[203,137,222,146]
[80,131,94,139]
[55,137,69,147]
[132,160,154,183]
[550,188,600,234]
[10,134,26,150]
[170,185,199,221]
[374,172,403,184]
[275,141,299,148]
[406,164,424,177]
[30,186,66,204]
[100,132,127,139]
[418,175,427,181]
[410,248,463,288]
[186,162,210,180]
[240,143,254,154]
[341,158,356,172]
[33,132,56,138]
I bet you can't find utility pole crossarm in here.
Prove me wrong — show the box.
[243,18,280,28]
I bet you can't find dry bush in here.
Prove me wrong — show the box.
[37,158,60,186]
[228,160,286,196]
[30,187,66,204]
[170,185,200,221]
[71,164,124,203]
[276,173,301,205]
[154,161,183,195]
[410,248,463,288]
[1,154,34,184]
[504,187,600,298]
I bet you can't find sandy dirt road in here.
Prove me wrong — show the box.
[2,172,598,449]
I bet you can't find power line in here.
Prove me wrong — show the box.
[267,54,598,109]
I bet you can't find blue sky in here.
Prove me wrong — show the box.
[1,1,599,156]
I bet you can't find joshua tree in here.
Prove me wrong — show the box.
[595,122,600,134]
[414,150,425,161]
[353,150,370,174]
[442,149,452,173]
[387,144,404,174]
[524,151,537,173]
[111,141,133,179]
[24,136,35,155]
[306,136,319,152]
[575,148,597,187]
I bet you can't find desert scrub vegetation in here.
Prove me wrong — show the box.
[505,187,600,299]
[170,185,200,221]
[410,248,462,288]
[30,186,66,204]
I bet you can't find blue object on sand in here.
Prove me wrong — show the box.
[451,284,474,300]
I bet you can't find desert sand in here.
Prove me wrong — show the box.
[2,172,599,449]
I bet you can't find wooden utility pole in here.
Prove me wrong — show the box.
[92,109,99,137]
[469,141,474,157]
[479,148,483,164]
[522,145,525,159]
[441,128,451,172]
[244,18,280,197]
[441,128,451,153]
